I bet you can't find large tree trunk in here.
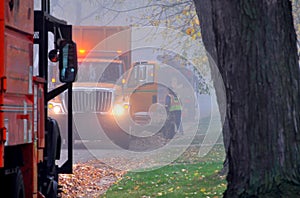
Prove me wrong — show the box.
[194,0,300,197]
[194,0,230,175]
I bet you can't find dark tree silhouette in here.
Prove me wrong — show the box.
[194,0,300,197]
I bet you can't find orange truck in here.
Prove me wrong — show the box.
[48,26,132,148]
[113,61,198,138]
[112,61,165,137]
[0,0,77,197]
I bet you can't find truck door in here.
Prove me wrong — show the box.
[127,63,157,124]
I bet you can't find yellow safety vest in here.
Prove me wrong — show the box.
[169,94,182,111]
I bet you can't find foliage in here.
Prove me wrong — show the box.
[102,144,226,198]
[130,0,200,39]
[59,161,126,197]
[102,161,226,198]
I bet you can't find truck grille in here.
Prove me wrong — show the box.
[62,89,113,113]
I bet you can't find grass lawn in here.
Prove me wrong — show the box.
[101,145,227,198]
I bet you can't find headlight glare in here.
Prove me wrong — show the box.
[112,104,125,116]
[53,105,62,114]
[48,102,64,114]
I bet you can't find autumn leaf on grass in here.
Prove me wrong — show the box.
[200,188,206,192]
[168,187,174,192]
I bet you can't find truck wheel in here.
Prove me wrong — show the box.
[47,180,58,198]
[106,130,131,150]
[117,135,131,150]
[11,168,25,198]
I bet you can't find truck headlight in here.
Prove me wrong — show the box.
[48,102,65,114]
[112,103,129,116]
[112,104,125,116]
[53,105,62,114]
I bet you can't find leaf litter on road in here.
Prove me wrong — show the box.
[59,160,126,198]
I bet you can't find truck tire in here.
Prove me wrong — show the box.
[103,127,131,149]
[99,115,132,149]
[10,168,25,198]
[47,180,58,198]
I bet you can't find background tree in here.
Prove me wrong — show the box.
[194,0,300,197]
[48,0,126,25]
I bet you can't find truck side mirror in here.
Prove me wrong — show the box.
[59,40,78,83]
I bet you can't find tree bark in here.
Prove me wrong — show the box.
[194,0,300,197]
[194,0,230,176]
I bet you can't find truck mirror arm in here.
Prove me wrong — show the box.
[34,10,74,176]
[46,83,70,102]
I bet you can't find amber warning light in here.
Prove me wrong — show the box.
[79,49,86,54]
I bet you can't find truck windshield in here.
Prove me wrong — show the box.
[127,64,154,87]
[77,61,123,83]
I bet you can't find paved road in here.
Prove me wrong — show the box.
[56,117,223,170]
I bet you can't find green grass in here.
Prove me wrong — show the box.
[102,145,227,198]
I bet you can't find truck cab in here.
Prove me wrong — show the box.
[48,26,132,148]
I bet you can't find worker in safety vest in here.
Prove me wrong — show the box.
[165,89,184,134]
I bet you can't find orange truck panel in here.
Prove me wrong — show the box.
[0,0,5,168]
[2,0,34,146]
[130,83,158,115]
[4,0,33,34]
[33,77,45,149]
[73,26,131,69]
[3,95,33,145]
[1,1,35,196]
[5,28,33,94]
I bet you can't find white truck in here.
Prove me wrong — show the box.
[48,26,132,148]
